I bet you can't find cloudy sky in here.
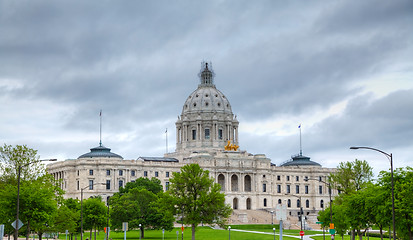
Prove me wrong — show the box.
[1,0,412,177]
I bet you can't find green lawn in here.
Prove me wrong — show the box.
[60,226,312,240]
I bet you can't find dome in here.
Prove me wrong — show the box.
[280,154,321,167]
[78,145,123,159]
[182,62,232,115]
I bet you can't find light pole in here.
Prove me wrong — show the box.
[81,183,105,240]
[271,210,274,225]
[285,194,303,240]
[350,146,396,240]
[228,226,231,240]
[15,159,57,240]
[106,196,110,240]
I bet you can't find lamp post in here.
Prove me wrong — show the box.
[106,196,110,240]
[80,183,105,240]
[285,194,303,240]
[350,146,396,240]
[271,210,274,225]
[15,159,57,240]
[228,226,231,240]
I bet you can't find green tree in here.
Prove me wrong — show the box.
[330,159,373,194]
[326,159,374,240]
[54,199,80,240]
[83,197,106,240]
[110,178,174,238]
[120,177,163,194]
[166,164,232,240]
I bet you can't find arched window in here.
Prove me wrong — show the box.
[231,174,239,191]
[306,200,310,208]
[218,174,225,191]
[320,200,324,208]
[278,199,282,204]
[233,198,238,210]
[244,175,251,192]
[246,198,251,210]
[264,198,267,207]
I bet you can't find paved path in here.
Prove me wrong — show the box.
[228,229,327,240]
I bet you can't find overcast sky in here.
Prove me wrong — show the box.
[1,0,412,177]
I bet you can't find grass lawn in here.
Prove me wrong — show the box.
[61,226,311,240]
[310,235,384,240]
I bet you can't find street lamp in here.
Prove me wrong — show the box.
[106,196,110,240]
[80,183,105,240]
[285,194,303,240]
[228,226,231,240]
[271,210,274,225]
[15,159,57,240]
[350,146,396,240]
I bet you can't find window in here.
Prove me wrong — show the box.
[131,170,135,176]
[296,176,299,181]
[319,176,322,181]
[277,185,281,193]
[192,129,196,140]
[306,200,310,208]
[296,185,300,194]
[119,170,123,176]
[287,185,290,194]
[165,182,169,191]
[89,169,93,175]
[144,171,148,177]
[287,176,290,181]
[319,185,323,194]
[277,175,281,181]
[218,129,223,139]
[106,170,111,176]
[155,171,159,177]
[77,180,79,190]
[297,199,300,208]
[106,180,111,190]
[205,128,210,139]
[287,199,291,208]
[263,183,267,192]
[305,185,309,194]
[278,199,282,204]
[119,180,123,188]
[77,170,79,176]
[263,175,266,178]
[264,198,267,207]
[320,200,324,208]
[166,172,169,177]
[89,180,94,190]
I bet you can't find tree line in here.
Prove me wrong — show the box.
[318,159,413,240]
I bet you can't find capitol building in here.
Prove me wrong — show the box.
[47,62,337,225]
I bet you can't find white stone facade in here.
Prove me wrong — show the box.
[47,62,336,221]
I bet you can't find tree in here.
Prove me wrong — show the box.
[110,178,174,238]
[83,197,106,240]
[120,177,163,194]
[166,164,232,240]
[54,199,80,240]
[326,159,374,240]
[0,144,62,240]
[329,159,373,194]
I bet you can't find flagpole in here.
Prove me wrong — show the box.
[100,110,102,146]
[165,128,168,153]
[299,124,302,156]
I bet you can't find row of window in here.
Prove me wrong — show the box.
[86,169,170,178]
[263,198,326,208]
[275,175,324,182]
[262,184,326,194]
[78,179,170,191]
[191,129,223,140]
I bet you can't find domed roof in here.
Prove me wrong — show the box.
[78,145,123,159]
[280,154,321,167]
[182,62,232,115]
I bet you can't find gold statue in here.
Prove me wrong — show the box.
[225,140,239,151]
